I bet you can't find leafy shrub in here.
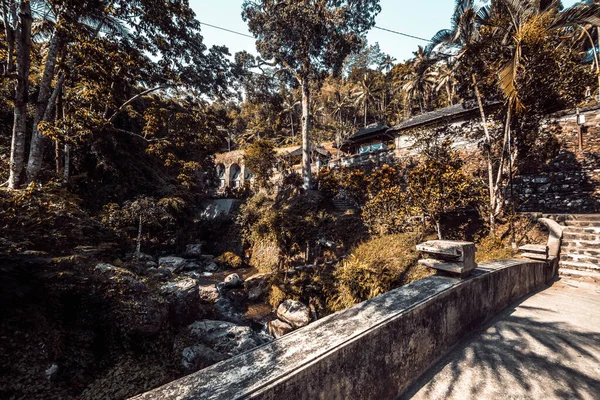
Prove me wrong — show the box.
[215,251,243,269]
[243,139,277,189]
[362,186,416,236]
[327,233,432,311]
[239,191,333,270]
[250,238,281,272]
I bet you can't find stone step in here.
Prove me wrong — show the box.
[559,247,600,257]
[521,252,550,261]
[564,220,600,228]
[561,239,600,249]
[518,244,548,254]
[560,254,600,265]
[559,260,600,273]
[563,232,600,241]
[332,199,355,211]
[562,226,600,234]
[558,268,600,282]
[567,214,600,221]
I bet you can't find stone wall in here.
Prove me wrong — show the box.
[132,259,551,400]
[515,105,600,213]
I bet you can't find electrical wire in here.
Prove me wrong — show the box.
[198,20,432,43]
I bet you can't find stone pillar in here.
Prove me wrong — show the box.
[240,164,246,186]
[224,164,232,188]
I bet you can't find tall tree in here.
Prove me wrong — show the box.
[3,0,233,188]
[242,0,381,189]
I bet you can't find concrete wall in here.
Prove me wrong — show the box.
[132,259,551,400]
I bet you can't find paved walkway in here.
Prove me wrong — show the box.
[402,278,600,400]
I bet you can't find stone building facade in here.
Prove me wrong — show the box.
[514,105,600,213]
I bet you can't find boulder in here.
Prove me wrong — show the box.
[224,273,244,288]
[45,364,59,381]
[198,284,220,304]
[204,262,219,272]
[147,267,173,280]
[160,278,201,325]
[276,300,311,329]
[184,244,203,258]
[158,256,188,272]
[94,263,135,277]
[187,320,272,356]
[98,274,168,336]
[267,319,294,339]
[133,252,155,261]
[244,273,272,301]
[181,344,226,374]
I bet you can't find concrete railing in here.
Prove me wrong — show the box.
[132,259,552,400]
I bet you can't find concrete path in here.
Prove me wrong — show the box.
[402,278,600,400]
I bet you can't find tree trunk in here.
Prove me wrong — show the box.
[289,110,294,139]
[472,73,496,235]
[26,27,63,183]
[55,86,64,174]
[597,27,600,98]
[493,104,512,217]
[364,98,367,127]
[435,220,442,240]
[8,0,32,189]
[301,77,312,189]
[63,143,70,182]
[136,216,143,256]
[2,0,15,74]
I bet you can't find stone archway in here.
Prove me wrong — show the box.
[216,163,226,189]
[229,163,241,188]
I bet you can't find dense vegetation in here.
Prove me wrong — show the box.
[1,0,598,398]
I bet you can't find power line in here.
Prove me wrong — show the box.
[199,20,432,44]
[374,26,432,42]
[198,21,255,39]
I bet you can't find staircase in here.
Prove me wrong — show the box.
[332,197,357,213]
[558,214,600,281]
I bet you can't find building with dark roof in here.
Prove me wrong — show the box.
[339,123,393,155]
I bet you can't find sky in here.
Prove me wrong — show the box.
[190,0,582,64]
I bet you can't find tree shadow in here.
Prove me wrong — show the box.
[400,287,600,399]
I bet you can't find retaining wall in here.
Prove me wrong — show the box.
[132,259,551,400]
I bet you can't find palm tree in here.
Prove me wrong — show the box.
[353,70,384,126]
[402,46,437,114]
[427,0,501,231]
[280,90,300,139]
[379,54,396,74]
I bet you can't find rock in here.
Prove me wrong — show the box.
[146,261,158,268]
[181,261,202,271]
[187,320,272,356]
[160,278,201,326]
[224,273,244,288]
[184,244,203,258]
[181,344,226,374]
[244,273,272,301]
[94,263,136,277]
[133,252,155,261]
[147,267,172,280]
[158,256,188,272]
[267,319,294,339]
[22,250,50,256]
[97,271,167,336]
[277,300,311,329]
[198,284,220,303]
[45,364,58,381]
[204,262,219,272]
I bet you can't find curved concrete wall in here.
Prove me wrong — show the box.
[132,259,551,400]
